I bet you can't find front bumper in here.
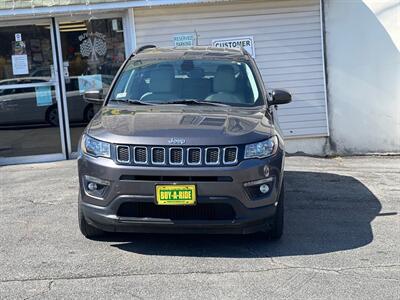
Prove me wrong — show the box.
[78,151,284,234]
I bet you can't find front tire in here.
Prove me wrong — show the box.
[269,181,285,240]
[78,202,104,239]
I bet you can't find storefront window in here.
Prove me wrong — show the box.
[0,24,54,84]
[59,18,125,153]
[0,21,63,160]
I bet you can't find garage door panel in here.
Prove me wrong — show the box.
[135,0,328,138]
[276,85,325,94]
[277,112,327,123]
[256,30,322,42]
[282,127,327,137]
[279,100,326,109]
[256,37,323,49]
[290,92,326,101]
[260,58,323,69]
[268,79,324,89]
[137,1,320,20]
[255,51,322,64]
[137,22,321,40]
[255,44,322,56]
[279,105,327,115]
[263,71,324,82]
[260,64,323,75]
[137,13,321,30]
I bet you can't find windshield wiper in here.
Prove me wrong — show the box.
[110,99,158,106]
[162,99,230,107]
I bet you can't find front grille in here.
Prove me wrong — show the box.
[116,146,130,163]
[114,145,241,167]
[205,148,219,164]
[224,147,238,164]
[134,147,147,163]
[152,147,165,164]
[117,202,236,220]
[187,148,201,165]
[169,148,183,164]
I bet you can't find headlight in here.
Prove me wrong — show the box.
[81,134,111,158]
[244,136,278,159]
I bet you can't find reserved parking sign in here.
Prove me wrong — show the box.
[212,36,255,58]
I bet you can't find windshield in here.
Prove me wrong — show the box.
[109,59,263,107]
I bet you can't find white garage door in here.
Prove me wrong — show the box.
[134,0,328,138]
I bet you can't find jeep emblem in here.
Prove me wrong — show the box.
[168,138,186,145]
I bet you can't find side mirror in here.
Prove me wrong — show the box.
[83,90,104,104]
[268,89,292,106]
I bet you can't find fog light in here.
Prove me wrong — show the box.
[264,165,270,177]
[259,184,270,194]
[88,182,98,191]
[83,175,110,199]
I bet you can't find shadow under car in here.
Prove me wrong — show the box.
[100,171,381,258]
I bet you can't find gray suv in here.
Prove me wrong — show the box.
[78,45,291,240]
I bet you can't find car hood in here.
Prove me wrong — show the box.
[87,105,275,146]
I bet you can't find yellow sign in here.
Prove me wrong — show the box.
[156,185,196,205]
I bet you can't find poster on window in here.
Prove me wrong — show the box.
[11,37,29,75]
[12,55,29,75]
[35,86,53,107]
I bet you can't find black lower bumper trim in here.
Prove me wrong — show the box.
[92,217,272,235]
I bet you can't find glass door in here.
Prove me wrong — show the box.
[56,15,126,156]
[0,19,66,164]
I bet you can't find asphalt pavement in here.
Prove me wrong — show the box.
[0,156,399,299]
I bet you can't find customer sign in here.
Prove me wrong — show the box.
[212,36,255,58]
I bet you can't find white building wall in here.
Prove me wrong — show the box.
[324,0,400,154]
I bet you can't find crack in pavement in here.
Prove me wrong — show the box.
[22,280,54,300]
[1,264,399,285]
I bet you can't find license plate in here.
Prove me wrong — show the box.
[155,185,196,205]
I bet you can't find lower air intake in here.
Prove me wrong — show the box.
[117,202,236,220]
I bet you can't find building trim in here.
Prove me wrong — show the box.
[319,0,330,137]
[0,0,219,17]
[0,153,65,166]
[123,8,137,57]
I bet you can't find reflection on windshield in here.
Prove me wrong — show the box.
[110,59,263,107]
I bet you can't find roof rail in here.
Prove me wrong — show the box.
[238,46,247,55]
[134,44,156,54]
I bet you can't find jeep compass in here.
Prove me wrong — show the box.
[78,45,291,239]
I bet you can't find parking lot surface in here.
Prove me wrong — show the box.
[0,156,399,299]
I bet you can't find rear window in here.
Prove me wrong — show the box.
[109,59,263,107]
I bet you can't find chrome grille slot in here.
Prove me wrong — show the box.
[152,147,165,164]
[116,145,130,163]
[205,147,220,165]
[187,148,201,165]
[134,146,147,164]
[223,147,238,164]
[169,148,183,165]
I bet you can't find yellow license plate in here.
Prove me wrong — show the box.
[155,185,196,205]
